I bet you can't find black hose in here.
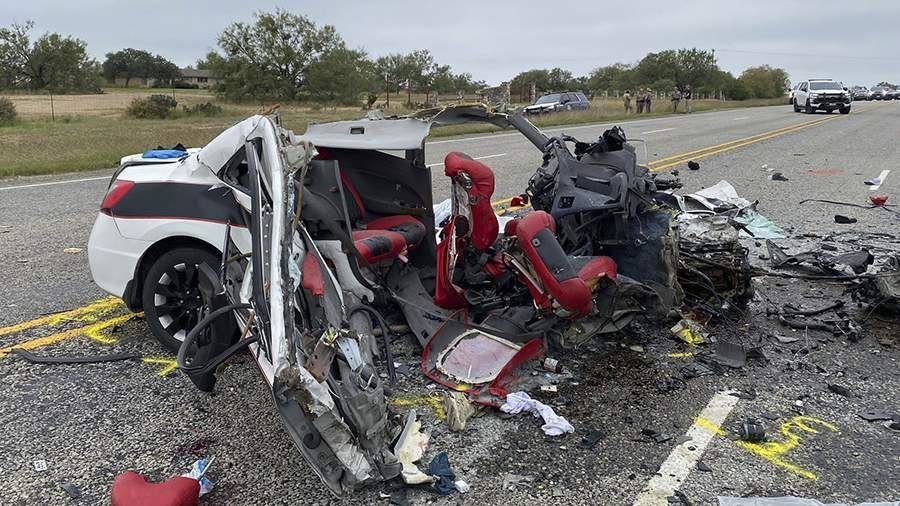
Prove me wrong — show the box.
[347,303,396,385]
[176,303,251,371]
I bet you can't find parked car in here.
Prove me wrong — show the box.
[869,86,885,100]
[523,91,590,114]
[792,79,851,114]
[851,86,870,101]
[883,88,898,100]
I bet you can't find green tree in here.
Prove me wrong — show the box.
[401,49,435,104]
[0,21,101,91]
[635,48,718,89]
[207,8,342,100]
[739,65,789,98]
[103,49,181,86]
[375,53,406,96]
[587,63,635,93]
[306,45,375,105]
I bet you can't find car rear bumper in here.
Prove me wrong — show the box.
[87,213,149,302]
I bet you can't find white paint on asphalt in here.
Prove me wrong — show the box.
[426,152,507,168]
[868,169,890,191]
[0,175,110,191]
[632,390,740,506]
[733,116,749,120]
[641,128,675,134]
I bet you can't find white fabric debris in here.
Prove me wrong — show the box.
[393,410,434,485]
[433,198,452,226]
[500,391,575,436]
[454,479,470,493]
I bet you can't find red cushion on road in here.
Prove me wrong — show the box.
[111,472,199,506]
[515,211,592,318]
[444,152,498,251]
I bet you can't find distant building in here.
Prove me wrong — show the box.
[107,67,217,88]
[179,67,217,88]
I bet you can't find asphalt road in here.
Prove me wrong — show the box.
[1,102,898,505]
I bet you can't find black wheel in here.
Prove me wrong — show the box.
[805,100,815,114]
[840,107,851,114]
[141,247,226,353]
[793,99,800,112]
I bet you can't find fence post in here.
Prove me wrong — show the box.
[49,90,55,122]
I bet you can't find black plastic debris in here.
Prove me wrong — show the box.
[833,250,874,274]
[668,489,694,506]
[834,214,857,224]
[60,482,82,499]
[827,384,851,397]
[770,172,789,181]
[427,452,456,495]
[706,341,747,369]
[687,160,700,171]
[657,377,686,393]
[858,409,897,422]
[580,429,606,449]
[696,461,712,472]
[737,418,766,443]
[642,428,673,443]
[680,361,719,379]
[864,177,882,186]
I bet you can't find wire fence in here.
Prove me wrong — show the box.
[1,88,218,120]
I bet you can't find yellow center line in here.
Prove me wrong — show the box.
[648,115,842,172]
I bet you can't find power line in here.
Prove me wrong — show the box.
[715,48,900,62]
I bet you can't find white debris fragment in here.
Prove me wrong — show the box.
[500,391,574,436]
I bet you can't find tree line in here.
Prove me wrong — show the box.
[510,49,790,101]
[0,11,790,105]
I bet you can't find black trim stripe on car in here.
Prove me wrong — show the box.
[108,182,247,226]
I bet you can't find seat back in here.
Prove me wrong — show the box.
[510,211,593,318]
[443,152,499,252]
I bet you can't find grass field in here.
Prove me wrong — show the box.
[0,88,785,178]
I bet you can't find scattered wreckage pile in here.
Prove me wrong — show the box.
[140,105,897,498]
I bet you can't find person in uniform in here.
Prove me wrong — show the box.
[645,88,653,113]
[671,87,682,113]
[623,89,633,114]
[683,85,693,113]
[636,87,645,114]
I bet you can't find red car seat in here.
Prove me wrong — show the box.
[508,211,617,318]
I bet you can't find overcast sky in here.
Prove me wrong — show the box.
[3,1,899,87]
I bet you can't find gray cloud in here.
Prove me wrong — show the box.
[3,0,899,87]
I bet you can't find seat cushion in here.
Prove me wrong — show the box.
[365,215,426,249]
[352,229,407,263]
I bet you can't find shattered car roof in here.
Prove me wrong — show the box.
[302,104,511,151]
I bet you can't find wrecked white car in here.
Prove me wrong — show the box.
[88,105,757,495]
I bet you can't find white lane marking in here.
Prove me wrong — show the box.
[733,116,749,120]
[641,128,674,134]
[633,391,739,506]
[426,153,507,168]
[868,169,890,191]
[0,175,110,191]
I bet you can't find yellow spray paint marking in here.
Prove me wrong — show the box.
[695,415,837,480]
[666,352,694,359]
[0,313,139,358]
[0,297,124,337]
[734,416,838,480]
[142,357,179,376]
[390,394,447,420]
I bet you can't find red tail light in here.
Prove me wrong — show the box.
[100,180,135,214]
